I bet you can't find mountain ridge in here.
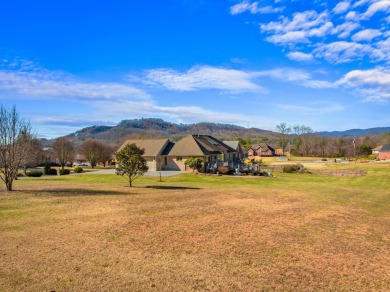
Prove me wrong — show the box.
[57,118,390,147]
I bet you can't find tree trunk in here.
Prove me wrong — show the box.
[6,180,12,191]
[129,180,132,187]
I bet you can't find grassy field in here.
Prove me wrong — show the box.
[1,163,389,291]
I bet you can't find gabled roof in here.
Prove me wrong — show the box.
[222,140,240,150]
[379,144,390,152]
[119,139,170,156]
[168,135,235,156]
[252,143,275,151]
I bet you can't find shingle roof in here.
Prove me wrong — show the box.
[379,144,390,152]
[168,135,235,156]
[223,140,240,150]
[118,139,169,156]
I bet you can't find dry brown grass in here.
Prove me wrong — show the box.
[0,172,389,291]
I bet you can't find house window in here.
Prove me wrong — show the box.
[176,156,183,161]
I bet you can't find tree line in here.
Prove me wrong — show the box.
[275,123,389,157]
[0,105,117,191]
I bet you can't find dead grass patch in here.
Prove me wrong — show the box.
[0,169,389,291]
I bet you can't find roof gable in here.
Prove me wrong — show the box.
[118,139,169,156]
[222,141,241,150]
[168,135,235,156]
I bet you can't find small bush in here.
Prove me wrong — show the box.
[184,157,203,172]
[283,163,308,173]
[47,168,57,175]
[73,166,83,173]
[59,169,71,175]
[368,154,378,160]
[217,166,232,175]
[26,170,43,177]
[44,163,51,175]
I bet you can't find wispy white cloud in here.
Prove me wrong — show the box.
[335,21,360,38]
[287,51,314,62]
[266,31,309,45]
[145,65,336,93]
[232,1,390,64]
[362,0,390,19]
[144,66,265,93]
[337,67,390,100]
[351,28,382,42]
[92,99,272,128]
[254,68,336,88]
[278,102,344,114]
[352,0,370,8]
[230,1,284,15]
[345,10,359,21]
[313,41,384,63]
[261,10,330,34]
[0,59,149,101]
[333,1,351,14]
[260,10,336,46]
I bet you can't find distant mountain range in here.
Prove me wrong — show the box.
[65,118,277,145]
[40,119,390,146]
[318,127,390,137]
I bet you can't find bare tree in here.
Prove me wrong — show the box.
[53,137,74,170]
[80,140,106,168]
[292,125,314,156]
[276,123,291,155]
[0,105,35,191]
[20,136,43,176]
[99,143,115,167]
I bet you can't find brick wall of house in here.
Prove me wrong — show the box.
[163,157,184,171]
[247,149,255,156]
[379,152,390,160]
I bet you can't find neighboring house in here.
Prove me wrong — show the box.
[165,135,236,172]
[378,144,390,160]
[246,147,256,157]
[253,143,276,157]
[372,145,383,155]
[223,140,244,160]
[118,139,172,171]
[117,135,236,172]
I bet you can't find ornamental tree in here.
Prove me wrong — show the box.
[115,143,148,187]
[184,157,203,172]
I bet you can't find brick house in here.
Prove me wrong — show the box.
[166,135,236,172]
[252,143,276,156]
[117,135,236,172]
[117,139,172,171]
[378,144,390,160]
[246,147,256,157]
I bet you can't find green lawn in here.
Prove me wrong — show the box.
[1,162,389,291]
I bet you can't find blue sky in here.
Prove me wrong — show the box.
[1,0,389,138]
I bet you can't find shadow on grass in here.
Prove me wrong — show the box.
[144,185,201,190]
[23,188,130,197]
